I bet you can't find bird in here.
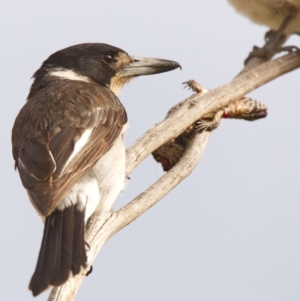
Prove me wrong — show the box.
[228,0,300,62]
[11,43,180,296]
[228,0,300,33]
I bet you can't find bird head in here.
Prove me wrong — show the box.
[32,43,181,95]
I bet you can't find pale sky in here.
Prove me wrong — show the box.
[1,1,300,300]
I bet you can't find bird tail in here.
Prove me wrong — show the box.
[29,204,87,296]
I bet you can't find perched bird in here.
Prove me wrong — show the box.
[228,0,300,62]
[228,0,300,33]
[12,43,180,296]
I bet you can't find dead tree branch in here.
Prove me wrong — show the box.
[48,51,300,301]
[126,51,300,173]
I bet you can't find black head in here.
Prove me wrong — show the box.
[32,43,181,95]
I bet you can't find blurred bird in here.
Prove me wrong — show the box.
[11,43,180,296]
[228,0,300,33]
[228,0,300,62]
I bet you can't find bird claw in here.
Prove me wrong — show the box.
[264,29,276,42]
[244,46,273,65]
[245,44,299,65]
[280,45,300,53]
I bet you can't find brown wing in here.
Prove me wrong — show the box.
[12,80,127,216]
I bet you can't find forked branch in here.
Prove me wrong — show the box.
[48,51,300,301]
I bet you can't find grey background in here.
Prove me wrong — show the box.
[1,1,299,300]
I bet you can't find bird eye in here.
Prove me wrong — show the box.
[102,54,114,65]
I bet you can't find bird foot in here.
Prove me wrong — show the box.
[244,46,273,65]
[279,45,300,53]
[244,12,299,66]
[245,44,299,65]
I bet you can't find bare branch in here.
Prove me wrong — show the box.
[116,131,210,228]
[48,50,300,301]
[126,51,300,174]
[48,132,210,301]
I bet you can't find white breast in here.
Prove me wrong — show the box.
[91,123,128,216]
[57,124,128,222]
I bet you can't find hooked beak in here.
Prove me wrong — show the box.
[122,56,181,77]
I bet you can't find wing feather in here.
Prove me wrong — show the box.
[12,80,127,216]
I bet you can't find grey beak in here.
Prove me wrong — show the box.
[122,56,181,77]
